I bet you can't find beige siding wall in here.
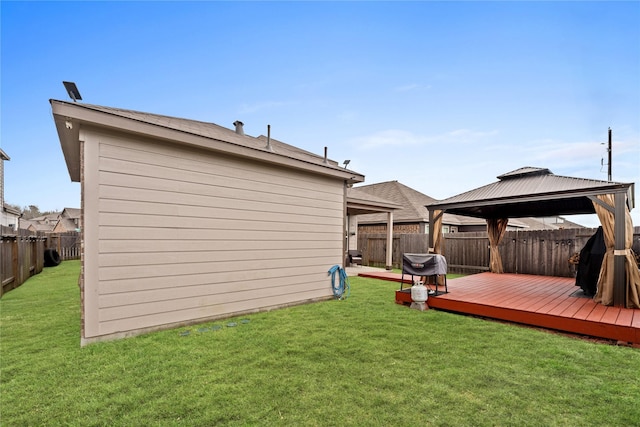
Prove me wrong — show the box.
[83,129,345,341]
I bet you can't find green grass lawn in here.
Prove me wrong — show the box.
[1,260,639,426]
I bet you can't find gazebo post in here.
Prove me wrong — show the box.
[613,192,627,306]
[385,211,393,270]
[428,209,436,251]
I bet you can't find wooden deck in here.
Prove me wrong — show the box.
[357,271,640,346]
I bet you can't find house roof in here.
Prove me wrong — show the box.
[50,100,364,185]
[351,181,512,227]
[31,213,60,223]
[55,217,79,231]
[25,221,56,232]
[3,205,21,216]
[0,148,9,161]
[346,187,402,215]
[428,167,635,219]
[61,207,81,219]
[515,216,585,230]
[352,181,437,223]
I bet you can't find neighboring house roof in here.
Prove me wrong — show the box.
[27,222,56,232]
[50,100,364,185]
[0,148,9,161]
[428,166,635,219]
[30,213,60,224]
[61,207,81,219]
[19,219,34,230]
[3,205,21,216]
[515,216,585,230]
[352,181,437,223]
[352,181,525,228]
[54,217,79,232]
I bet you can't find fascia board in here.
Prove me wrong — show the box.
[347,201,400,213]
[52,109,82,182]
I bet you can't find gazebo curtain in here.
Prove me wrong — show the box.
[592,194,640,308]
[487,218,509,274]
[428,209,445,286]
[430,209,443,254]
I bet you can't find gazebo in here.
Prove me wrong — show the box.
[427,167,639,308]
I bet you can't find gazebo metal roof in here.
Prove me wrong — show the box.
[427,167,634,219]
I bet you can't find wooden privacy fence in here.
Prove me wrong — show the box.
[358,227,640,277]
[1,227,45,298]
[47,231,81,261]
[0,227,80,298]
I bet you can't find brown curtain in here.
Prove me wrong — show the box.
[428,210,445,287]
[592,194,640,308]
[431,209,443,254]
[487,218,509,273]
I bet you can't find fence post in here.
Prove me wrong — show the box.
[12,236,19,292]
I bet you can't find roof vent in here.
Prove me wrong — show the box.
[265,124,274,152]
[233,120,244,135]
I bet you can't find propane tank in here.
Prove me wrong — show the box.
[411,279,428,303]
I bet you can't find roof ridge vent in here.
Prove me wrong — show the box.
[498,167,551,180]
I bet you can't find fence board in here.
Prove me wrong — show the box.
[47,232,81,261]
[1,227,80,298]
[358,227,640,276]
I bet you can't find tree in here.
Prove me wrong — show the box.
[24,205,42,219]
[2,203,59,219]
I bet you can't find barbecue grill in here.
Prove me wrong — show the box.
[401,253,448,296]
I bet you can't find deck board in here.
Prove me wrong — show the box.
[558,297,590,318]
[358,271,640,345]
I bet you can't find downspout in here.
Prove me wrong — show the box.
[343,182,348,268]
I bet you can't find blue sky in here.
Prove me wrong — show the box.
[2,1,639,227]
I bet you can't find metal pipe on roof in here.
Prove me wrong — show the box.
[265,124,274,152]
[233,120,244,135]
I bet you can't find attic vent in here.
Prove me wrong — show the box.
[233,120,244,135]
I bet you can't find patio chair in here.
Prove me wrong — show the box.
[348,250,363,267]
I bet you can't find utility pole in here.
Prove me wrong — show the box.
[607,127,612,181]
[602,128,612,181]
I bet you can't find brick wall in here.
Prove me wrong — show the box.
[359,223,421,234]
